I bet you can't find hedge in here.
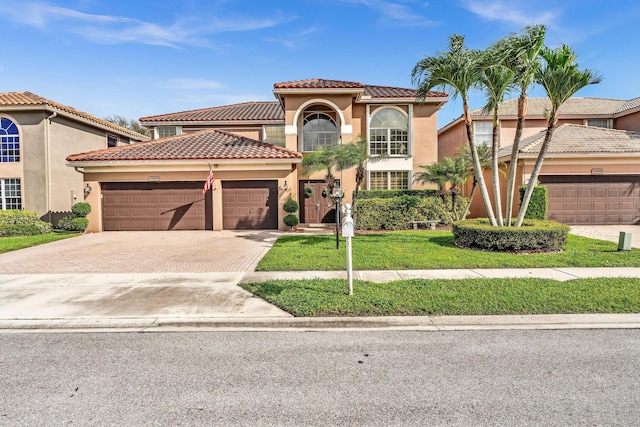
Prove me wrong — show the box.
[359,189,439,199]
[519,186,547,220]
[0,210,52,236]
[355,196,455,230]
[452,218,570,252]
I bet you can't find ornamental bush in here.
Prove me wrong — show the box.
[0,210,52,236]
[71,202,91,218]
[355,195,457,230]
[283,198,299,214]
[452,218,569,252]
[57,202,91,232]
[519,186,547,220]
[283,214,300,229]
[359,189,439,199]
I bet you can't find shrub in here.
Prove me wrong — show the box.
[283,198,299,214]
[519,186,547,220]
[452,218,570,252]
[283,214,300,229]
[57,216,89,232]
[71,202,91,218]
[359,189,439,199]
[355,196,454,230]
[0,210,52,236]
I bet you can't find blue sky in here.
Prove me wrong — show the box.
[2,0,639,128]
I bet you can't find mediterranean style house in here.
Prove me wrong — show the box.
[0,92,149,224]
[67,78,447,232]
[438,97,640,224]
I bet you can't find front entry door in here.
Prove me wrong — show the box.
[300,181,336,224]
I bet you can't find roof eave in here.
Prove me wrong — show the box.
[67,157,302,167]
[140,119,285,127]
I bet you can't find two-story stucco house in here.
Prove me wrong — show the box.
[67,79,447,232]
[438,97,640,224]
[0,92,149,224]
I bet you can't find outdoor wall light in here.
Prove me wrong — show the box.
[84,183,92,197]
[280,181,289,191]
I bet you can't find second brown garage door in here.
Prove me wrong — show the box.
[540,175,640,225]
[222,181,277,229]
[102,182,210,231]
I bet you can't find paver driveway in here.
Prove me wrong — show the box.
[0,230,281,274]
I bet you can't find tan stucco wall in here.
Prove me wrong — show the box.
[438,121,467,160]
[410,104,439,189]
[616,111,640,132]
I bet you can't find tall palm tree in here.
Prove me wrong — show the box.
[413,161,448,204]
[478,62,515,226]
[301,147,337,195]
[412,34,497,226]
[491,24,546,226]
[458,143,494,219]
[515,44,602,226]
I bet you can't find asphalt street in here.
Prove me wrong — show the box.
[1,329,639,426]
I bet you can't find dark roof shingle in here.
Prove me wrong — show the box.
[273,78,447,99]
[67,129,302,162]
[139,101,284,123]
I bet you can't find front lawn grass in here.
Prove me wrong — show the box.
[256,231,640,271]
[0,232,79,254]
[240,277,640,316]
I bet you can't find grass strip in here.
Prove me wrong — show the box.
[240,277,640,317]
[256,231,640,271]
[0,232,79,254]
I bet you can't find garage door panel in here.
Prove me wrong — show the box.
[221,181,277,230]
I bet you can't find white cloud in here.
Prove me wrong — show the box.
[461,0,557,27]
[0,1,291,48]
[342,0,438,26]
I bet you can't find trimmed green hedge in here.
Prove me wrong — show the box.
[0,210,52,236]
[355,196,451,230]
[519,186,547,220]
[452,218,570,252]
[71,202,91,218]
[359,189,439,199]
[57,202,91,232]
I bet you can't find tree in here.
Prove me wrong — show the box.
[412,34,497,226]
[104,114,150,137]
[301,147,337,196]
[515,44,601,226]
[458,143,495,220]
[414,154,469,221]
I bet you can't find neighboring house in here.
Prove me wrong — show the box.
[438,97,640,224]
[68,78,447,232]
[0,92,149,224]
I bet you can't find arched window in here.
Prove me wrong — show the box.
[370,108,408,156]
[303,112,338,152]
[0,117,20,162]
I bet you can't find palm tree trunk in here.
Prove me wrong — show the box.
[515,111,556,227]
[461,177,477,219]
[491,110,503,226]
[463,101,497,226]
[505,92,527,226]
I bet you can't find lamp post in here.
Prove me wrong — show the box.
[331,186,343,249]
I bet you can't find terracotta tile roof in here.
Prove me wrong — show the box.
[139,101,284,123]
[273,78,447,99]
[615,97,640,114]
[0,91,149,141]
[471,97,629,118]
[67,129,302,162]
[499,123,640,157]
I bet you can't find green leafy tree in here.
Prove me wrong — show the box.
[104,114,150,137]
[414,155,469,220]
[301,147,337,196]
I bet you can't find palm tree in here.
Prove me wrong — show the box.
[515,44,602,226]
[491,24,546,226]
[413,161,448,204]
[478,61,515,226]
[458,143,494,219]
[412,34,497,225]
[301,147,337,196]
[414,155,469,220]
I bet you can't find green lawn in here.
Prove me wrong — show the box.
[0,232,79,254]
[240,277,640,317]
[256,231,640,271]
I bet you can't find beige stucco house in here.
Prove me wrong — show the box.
[0,92,149,224]
[68,78,447,232]
[437,97,640,224]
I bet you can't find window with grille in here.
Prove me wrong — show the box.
[264,125,285,147]
[474,121,493,146]
[586,119,610,128]
[369,171,409,190]
[303,112,338,152]
[0,117,20,162]
[369,108,408,156]
[0,178,21,210]
[157,126,178,139]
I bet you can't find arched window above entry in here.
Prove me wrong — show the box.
[0,117,20,162]
[370,108,408,156]
[302,110,338,152]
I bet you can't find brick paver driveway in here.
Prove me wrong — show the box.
[0,230,281,274]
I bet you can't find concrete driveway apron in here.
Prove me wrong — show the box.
[0,230,291,324]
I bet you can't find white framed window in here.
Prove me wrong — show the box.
[369,108,409,156]
[0,117,20,162]
[263,125,285,147]
[0,178,21,210]
[474,121,493,146]
[369,171,409,190]
[302,112,338,152]
[585,119,611,128]
[156,126,179,139]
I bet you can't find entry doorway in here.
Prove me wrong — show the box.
[299,180,337,224]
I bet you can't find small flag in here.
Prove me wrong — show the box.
[203,165,215,194]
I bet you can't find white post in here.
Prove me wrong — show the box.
[341,203,354,295]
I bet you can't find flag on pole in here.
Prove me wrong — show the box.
[203,164,215,194]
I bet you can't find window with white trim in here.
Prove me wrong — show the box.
[0,178,21,210]
[474,121,493,146]
[369,171,409,190]
[263,125,285,147]
[586,119,610,128]
[0,117,20,162]
[370,108,408,156]
[156,126,178,139]
[302,112,338,152]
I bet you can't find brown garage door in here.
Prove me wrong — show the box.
[102,182,211,231]
[540,175,640,225]
[222,181,277,230]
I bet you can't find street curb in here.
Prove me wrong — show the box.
[2,313,640,332]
